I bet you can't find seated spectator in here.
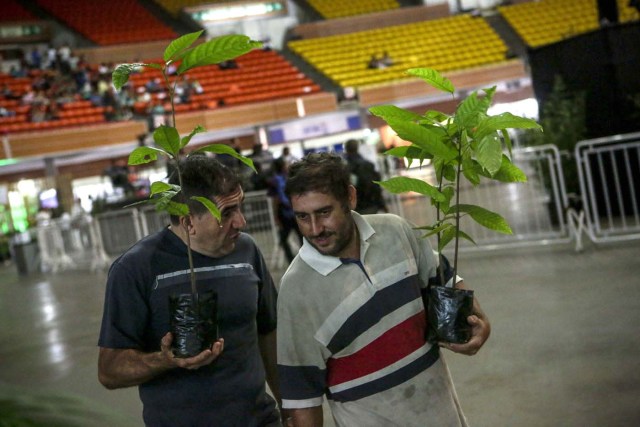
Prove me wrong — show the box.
[218,59,238,70]
[368,54,382,69]
[381,51,394,67]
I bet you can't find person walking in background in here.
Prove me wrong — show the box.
[344,139,387,214]
[268,157,302,263]
[98,155,284,426]
[277,153,490,426]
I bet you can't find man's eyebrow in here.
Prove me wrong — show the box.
[293,205,333,215]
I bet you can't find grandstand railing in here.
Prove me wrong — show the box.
[576,132,640,244]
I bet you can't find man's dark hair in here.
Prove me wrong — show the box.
[285,152,350,207]
[168,154,241,225]
[345,139,359,155]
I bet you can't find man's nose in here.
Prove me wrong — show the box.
[232,211,246,229]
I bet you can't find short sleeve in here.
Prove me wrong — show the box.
[98,260,149,349]
[277,273,328,409]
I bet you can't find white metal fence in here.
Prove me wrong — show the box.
[28,135,640,273]
[576,132,640,243]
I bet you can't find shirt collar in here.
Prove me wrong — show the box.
[298,211,376,276]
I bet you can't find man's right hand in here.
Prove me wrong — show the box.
[160,332,224,370]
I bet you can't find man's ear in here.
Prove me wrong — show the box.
[179,215,196,235]
[347,185,357,211]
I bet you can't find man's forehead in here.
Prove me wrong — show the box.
[214,187,244,208]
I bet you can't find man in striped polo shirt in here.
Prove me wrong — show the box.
[277,152,490,426]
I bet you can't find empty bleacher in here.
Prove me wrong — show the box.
[288,13,508,88]
[35,0,177,45]
[497,0,640,48]
[1,0,36,22]
[305,0,400,19]
[126,49,321,111]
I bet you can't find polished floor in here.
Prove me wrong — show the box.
[1,238,639,426]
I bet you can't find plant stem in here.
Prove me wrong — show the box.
[164,66,197,300]
[452,135,463,283]
[435,165,446,287]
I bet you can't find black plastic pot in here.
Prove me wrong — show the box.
[169,291,218,358]
[426,285,474,344]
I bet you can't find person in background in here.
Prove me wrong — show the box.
[277,152,490,426]
[344,139,387,214]
[98,155,284,426]
[268,157,302,263]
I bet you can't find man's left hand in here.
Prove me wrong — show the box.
[439,313,490,356]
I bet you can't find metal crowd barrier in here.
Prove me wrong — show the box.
[575,132,640,244]
[389,144,572,252]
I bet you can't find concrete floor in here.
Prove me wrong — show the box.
[1,238,639,426]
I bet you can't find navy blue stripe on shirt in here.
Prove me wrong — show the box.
[326,275,422,354]
[278,364,328,400]
[328,344,440,402]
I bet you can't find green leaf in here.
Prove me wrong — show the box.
[455,91,486,130]
[462,156,480,185]
[150,181,179,197]
[164,30,203,61]
[406,68,454,94]
[457,229,477,245]
[476,155,527,183]
[153,125,181,157]
[128,146,169,165]
[191,196,221,221]
[377,177,445,202]
[454,204,513,234]
[180,125,206,149]
[112,63,144,91]
[501,129,513,157]
[420,222,453,239]
[163,201,190,216]
[438,226,457,252]
[369,105,422,123]
[178,35,261,74]
[195,144,256,171]
[422,110,450,123]
[476,134,503,176]
[385,119,457,161]
[475,112,542,140]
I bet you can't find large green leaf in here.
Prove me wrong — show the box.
[475,155,527,183]
[475,134,503,176]
[128,146,169,165]
[369,105,422,123]
[191,196,221,221]
[475,112,542,140]
[178,35,261,74]
[406,68,454,94]
[153,125,181,157]
[385,119,457,160]
[454,91,486,130]
[180,125,206,149]
[454,204,513,234]
[195,144,256,171]
[164,30,203,61]
[378,177,445,202]
[153,191,189,216]
[150,182,179,197]
[112,63,144,90]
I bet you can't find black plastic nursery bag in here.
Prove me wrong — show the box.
[427,285,474,344]
[169,290,218,358]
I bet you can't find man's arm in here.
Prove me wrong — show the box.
[288,406,323,427]
[98,332,224,389]
[439,280,491,356]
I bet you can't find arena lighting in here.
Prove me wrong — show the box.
[189,1,285,23]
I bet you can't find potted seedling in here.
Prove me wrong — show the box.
[112,30,259,357]
[370,68,542,343]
